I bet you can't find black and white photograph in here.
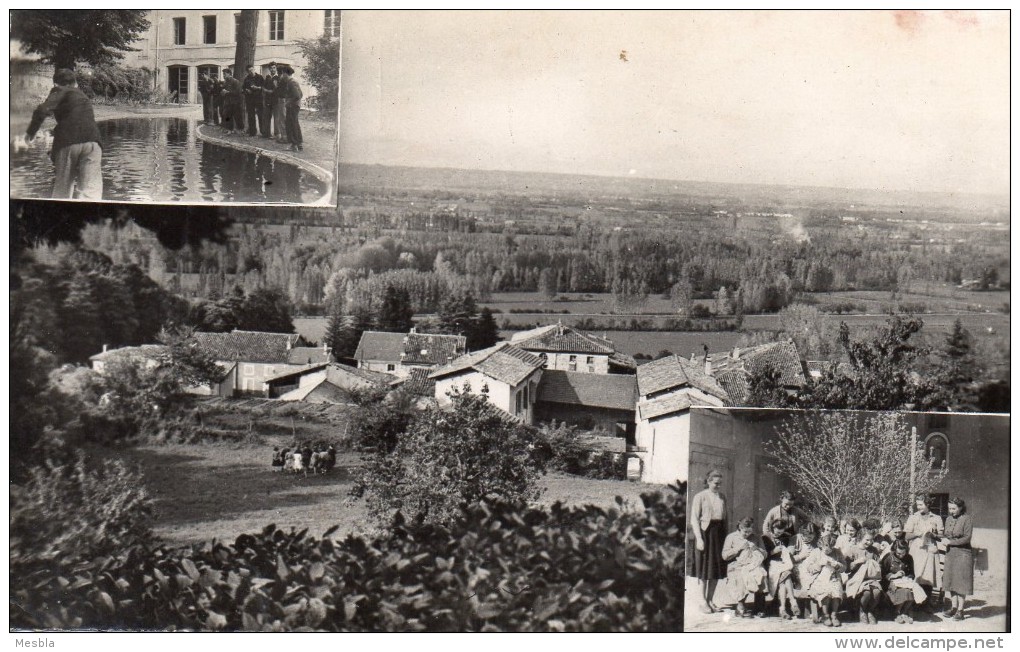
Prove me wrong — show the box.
[684,408,1008,633]
[9,10,340,205]
[9,9,1010,636]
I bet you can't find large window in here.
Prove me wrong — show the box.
[324,10,341,37]
[167,65,188,103]
[269,11,285,40]
[173,17,186,45]
[197,64,220,81]
[203,15,217,44]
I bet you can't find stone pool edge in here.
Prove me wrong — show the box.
[194,124,336,206]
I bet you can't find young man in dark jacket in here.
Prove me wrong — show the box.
[221,68,244,134]
[280,66,303,151]
[260,64,279,138]
[198,71,214,124]
[25,68,103,199]
[242,65,264,137]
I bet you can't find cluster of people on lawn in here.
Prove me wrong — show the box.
[271,441,336,475]
[692,471,976,627]
[198,63,304,151]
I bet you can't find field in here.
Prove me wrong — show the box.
[109,436,659,547]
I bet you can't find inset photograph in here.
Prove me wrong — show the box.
[10,10,339,204]
[685,408,1007,632]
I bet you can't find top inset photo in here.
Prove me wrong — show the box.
[10,10,340,205]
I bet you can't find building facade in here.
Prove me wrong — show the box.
[119,10,341,104]
[430,343,545,425]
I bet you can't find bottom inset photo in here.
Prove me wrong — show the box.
[685,408,1008,633]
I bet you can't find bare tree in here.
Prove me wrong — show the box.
[765,412,948,522]
[233,10,260,77]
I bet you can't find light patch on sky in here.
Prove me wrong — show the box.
[339,10,1008,195]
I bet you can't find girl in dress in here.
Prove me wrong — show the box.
[691,469,728,613]
[721,517,769,618]
[804,533,846,627]
[836,518,861,558]
[940,497,974,621]
[881,539,926,624]
[904,494,944,610]
[845,528,884,624]
[762,517,799,619]
[790,522,818,622]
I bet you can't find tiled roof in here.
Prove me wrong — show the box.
[193,330,302,364]
[353,331,406,363]
[609,351,637,370]
[430,343,545,386]
[396,367,436,397]
[708,341,806,405]
[89,344,167,362]
[267,362,392,386]
[288,346,332,365]
[637,391,716,421]
[537,369,637,412]
[402,332,467,366]
[512,323,616,354]
[636,354,728,400]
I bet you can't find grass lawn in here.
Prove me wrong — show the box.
[110,437,665,548]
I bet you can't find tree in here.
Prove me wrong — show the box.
[437,291,478,336]
[538,268,558,298]
[11,10,150,70]
[468,307,501,351]
[239,287,294,333]
[745,363,794,408]
[377,285,414,333]
[765,412,948,522]
[670,279,692,317]
[295,33,340,115]
[233,10,259,79]
[355,388,545,526]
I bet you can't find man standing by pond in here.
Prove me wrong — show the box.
[25,68,103,200]
[221,68,244,134]
[242,65,264,137]
[267,64,287,143]
[280,66,303,152]
[198,71,214,125]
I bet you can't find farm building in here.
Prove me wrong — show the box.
[265,362,393,403]
[511,323,636,374]
[190,330,320,397]
[534,370,637,440]
[89,344,167,373]
[707,341,807,404]
[354,329,467,379]
[429,343,545,425]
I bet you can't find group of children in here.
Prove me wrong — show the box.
[723,515,928,627]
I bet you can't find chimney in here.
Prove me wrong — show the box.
[703,344,711,376]
[410,326,416,334]
[731,346,740,360]
[103,344,109,353]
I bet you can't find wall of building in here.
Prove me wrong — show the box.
[360,359,409,378]
[540,352,609,374]
[434,370,540,425]
[534,402,634,440]
[635,411,691,485]
[119,10,334,103]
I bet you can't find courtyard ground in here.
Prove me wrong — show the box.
[108,436,658,548]
[683,576,1007,633]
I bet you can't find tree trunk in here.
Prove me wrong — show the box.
[234,10,259,76]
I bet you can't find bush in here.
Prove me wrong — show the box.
[75,64,155,103]
[355,389,545,526]
[10,453,154,582]
[296,34,339,116]
[538,421,627,480]
[11,486,684,631]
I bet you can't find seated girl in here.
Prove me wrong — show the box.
[804,533,846,627]
[844,528,884,625]
[762,517,799,619]
[836,518,861,559]
[875,520,905,559]
[881,539,927,624]
[790,522,818,621]
[722,517,769,618]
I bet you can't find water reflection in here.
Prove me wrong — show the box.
[9,117,328,204]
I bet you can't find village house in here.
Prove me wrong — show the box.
[706,340,807,404]
[632,354,729,484]
[429,342,545,425]
[89,344,168,373]
[189,329,328,397]
[510,323,636,374]
[534,370,638,440]
[116,10,340,104]
[354,329,467,379]
[264,362,393,403]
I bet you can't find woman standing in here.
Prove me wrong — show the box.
[904,494,944,609]
[941,497,974,621]
[691,469,727,614]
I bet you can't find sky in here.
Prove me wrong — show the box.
[338,10,1009,196]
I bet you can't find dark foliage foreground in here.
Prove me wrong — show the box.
[11,479,685,632]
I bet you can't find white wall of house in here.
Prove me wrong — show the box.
[539,352,609,374]
[360,359,409,378]
[635,411,690,485]
[434,369,541,425]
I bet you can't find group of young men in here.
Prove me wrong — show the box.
[198,63,304,152]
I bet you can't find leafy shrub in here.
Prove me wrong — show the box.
[346,387,416,453]
[10,453,154,581]
[11,485,684,631]
[295,34,339,116]
[355,389,545,526]
[537,421,626,480]
[75,64,155,104]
